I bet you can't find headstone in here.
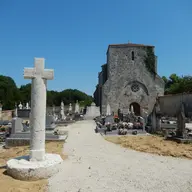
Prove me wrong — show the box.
[46,115,56,130]
[131,105,134,114]
[105,115,114,124]
[106,103,111,116]
[24,57,54,161]
[60,101,66,120]
[141,109,148,129]
[11,118,23,134]
[17,109,31,118]
[18,102,23,109]
[177,103,186,138]
[14,104,18,117]
[26,102,29,109]
[52,105,55,115]
[85,102,100,119]
[75,100,80,113]
[122,108,129,115]
[69,103,72,113]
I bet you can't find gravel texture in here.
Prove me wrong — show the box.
[48,120,192,192]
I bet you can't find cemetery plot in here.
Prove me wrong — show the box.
[0,141,66,192]
[105,135,192,159]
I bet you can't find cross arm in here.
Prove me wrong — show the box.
[43,69,54,80]
[24,68,35,79]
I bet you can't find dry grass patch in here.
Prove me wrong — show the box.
[105,135,192,159]
[0,141,66,192]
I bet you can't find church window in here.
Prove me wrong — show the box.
[131,51,134,60]
[131,84,139,92]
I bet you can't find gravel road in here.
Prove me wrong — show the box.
[48,120,192,192]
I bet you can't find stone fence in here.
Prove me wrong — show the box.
[159,93,192,117]
[0,110,14,121]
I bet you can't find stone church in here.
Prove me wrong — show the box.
[94,43,165,116]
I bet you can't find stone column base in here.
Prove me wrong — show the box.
[30,149,45,161]
[6,153,63,181]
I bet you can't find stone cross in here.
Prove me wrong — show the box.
[24,58,54,161]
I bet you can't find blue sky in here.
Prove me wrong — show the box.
[0,0,192,95]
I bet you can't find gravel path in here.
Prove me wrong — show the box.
[48,120,192,192]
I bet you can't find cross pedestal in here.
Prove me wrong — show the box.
[24,58,54,161]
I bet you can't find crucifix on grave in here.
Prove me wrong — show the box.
[24,58,54,161]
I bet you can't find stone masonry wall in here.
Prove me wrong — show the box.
[159,93,192,117]
[101,45,164,115]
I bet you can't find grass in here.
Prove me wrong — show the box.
[0,141,67,192]
[105,135,192,159]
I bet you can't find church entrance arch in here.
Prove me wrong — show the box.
[130,102,140,116]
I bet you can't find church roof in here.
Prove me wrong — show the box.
[108,43,154,48]
[107,43,155,54]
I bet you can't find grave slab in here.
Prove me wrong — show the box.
[6,131,68,147]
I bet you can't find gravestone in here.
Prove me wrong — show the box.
[26,102,30,109]
[105,115,114,124]
[46,115,56,130]
[11,118,23,134]
[118,109,123,121]
[176,103,186,138]
[106,104,111,116]
[75,100,80,114]
[60,101,66,120]
[17,109,31,118]
[69,103,72,114]
[122,108,130,122]
[6,57,63,181]
[130,105,134,114]
[18,102,23,109]
[141,109,148,130]
[85,102,100,119]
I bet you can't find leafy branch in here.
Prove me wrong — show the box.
[144,47,156,75]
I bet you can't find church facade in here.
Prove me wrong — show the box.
[93,43,165,116]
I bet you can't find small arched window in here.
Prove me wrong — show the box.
[131,51,134,61]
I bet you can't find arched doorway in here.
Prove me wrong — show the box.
[130,102,140,116]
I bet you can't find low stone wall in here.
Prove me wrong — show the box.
[0,110,13,121]
[159,93,192,117]
[6,138,30,147]
[6,135,68,147]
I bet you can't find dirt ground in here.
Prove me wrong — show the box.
[0,141,66,192]
[105,135,192,159]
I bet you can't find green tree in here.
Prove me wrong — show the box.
[144,47,156,75]
[0,75,20,109]
[47,90,60,106]
[57,89,93,106]
[19,83,31,103]
[163,74,192,95]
